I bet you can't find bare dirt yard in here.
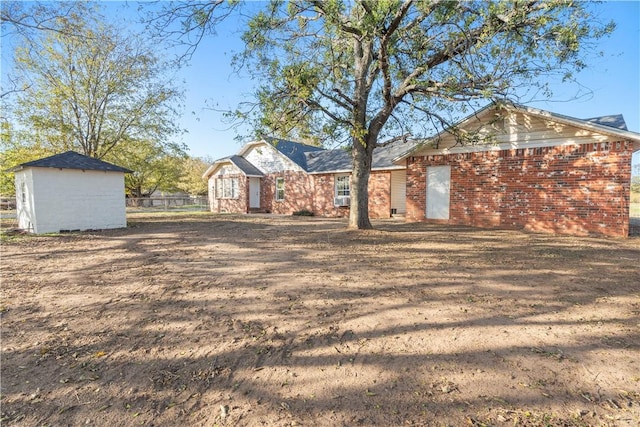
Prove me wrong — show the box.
[1,213,639,426]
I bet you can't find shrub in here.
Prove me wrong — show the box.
[292,209,314,216]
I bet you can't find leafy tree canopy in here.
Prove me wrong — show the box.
[228,0,613,228]
[7,3,185,160]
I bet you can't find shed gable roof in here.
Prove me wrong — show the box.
[12,151,132,173]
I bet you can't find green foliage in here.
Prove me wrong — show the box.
[235,1,614,148]
[0,119,53,196]
[153,0,615,228]
[8,4,183,160]
[106,140,185,198]
[175,156,211,196]
[230,0,614,228]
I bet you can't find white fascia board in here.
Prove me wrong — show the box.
[237,139,268,157]
[307,165,406,175]
[508,103,640,146]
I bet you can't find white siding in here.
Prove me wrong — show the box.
[216,164,241,176]
[243,144,301,173]
[390,170,406,214]
[412,110,616,156]
[15,169,36,232]
[17,168,127,234]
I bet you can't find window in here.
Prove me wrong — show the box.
[215,177,239,199]
[335,175,350,197]
[21,182,27,204]
[275,177,285,201]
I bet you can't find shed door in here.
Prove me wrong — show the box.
[426,166,450,219]
[249,178,260,208]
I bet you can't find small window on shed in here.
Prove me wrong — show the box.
[21,182,27,204]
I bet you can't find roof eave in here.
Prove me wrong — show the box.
[237,139,268,157]
[507,103,640,145]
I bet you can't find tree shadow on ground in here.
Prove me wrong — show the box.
[2,214,639,426]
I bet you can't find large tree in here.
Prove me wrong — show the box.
[150,0,613,229]
[237,0,613,229]
[107,139,185,198]
[9,6,183,160]
[1,1,88,98]
[176,156,212,196]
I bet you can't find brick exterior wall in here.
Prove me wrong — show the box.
[406,141,632,237]
[368,171,392,218]
[311,173,348,217]
[209,174,248,214]
[254,171,393,218]
[262,171,315,214]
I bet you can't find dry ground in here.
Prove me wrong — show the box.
[1,213,639,427]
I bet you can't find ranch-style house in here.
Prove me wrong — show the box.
[204,102,640,237]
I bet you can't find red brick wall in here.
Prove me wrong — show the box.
[368,171,392,218]
[311,174,348,217]
[258,171,392,218]
[406,141,632,237]
[309,171,391,218]
[262,171,315,214]
[210,174,248,214]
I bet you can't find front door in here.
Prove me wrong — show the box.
[426,166,450,219]
[249,178,260,208]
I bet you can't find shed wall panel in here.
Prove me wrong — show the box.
[28,168,126,233]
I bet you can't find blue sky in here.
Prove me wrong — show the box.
[2,1,639,168]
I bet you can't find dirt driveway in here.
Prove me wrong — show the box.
[1,214,639,426]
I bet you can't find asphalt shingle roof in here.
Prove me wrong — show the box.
[13,151,132,173]
[229,155,264,176]
[585,114,627,131]
[265,137,325,170]
[305,139,415,173]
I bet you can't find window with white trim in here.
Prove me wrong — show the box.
[215,177,239,199]
[275,177,285,201]
[335,175,350,197]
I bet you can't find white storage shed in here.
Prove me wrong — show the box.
[12,151,132,234]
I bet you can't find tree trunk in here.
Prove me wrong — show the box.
[348,137,375,229]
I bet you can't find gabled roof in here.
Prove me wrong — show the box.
[305,139,415,173]
[585,114,627,131]
[511,103,639,142]
[208,137,419,177]
[228,155,264,176]
[264,137,325,170]
[11,151,132,173]
[202,154,265,179]
[395,101,640,162]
